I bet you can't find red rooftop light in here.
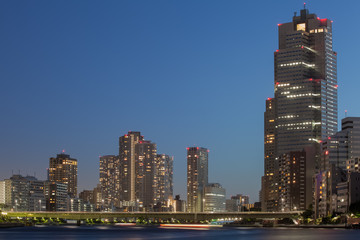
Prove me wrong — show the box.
[278,23,282,26]
[197,147,199,150]
[276,49,279,52]
[325,150,329,155]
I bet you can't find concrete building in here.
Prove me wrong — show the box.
[68,198,94,212]
[279,147,316,211]
[156,154,174,210]
[134,140,157,210]
[119,131,143,205]
[99,155,120,208]
[0,181,5,205]
[3,175,46,212]
[322,117,360,171]
[45,181,68,211]
[203,183,226,213]
[262,6,337,212]
[49,153,78,197]
[187,147,208,213]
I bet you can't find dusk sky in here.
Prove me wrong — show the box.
[1,0,360,202]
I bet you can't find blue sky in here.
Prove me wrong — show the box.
[1,0,360,202]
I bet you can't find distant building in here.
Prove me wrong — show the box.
[45,181,68,211]
[156,154,174,210]
[203,183,225,212]
[279,148,316,212]
[0,181,5,205]
[119,131,143,204]
[173,195,186,212]
[99,155,120,208]
[79,190,93,203]
[7,175,46,212]
[226,194,250,212]
[49,153,78,197]
[135,140,157,210]
[68,197,94,212]
[322,117,360,171]
[187,147,208,213]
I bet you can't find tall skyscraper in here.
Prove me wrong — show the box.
[49,153,78,197]
[99,155,120,208]
[156,154,174,209]
[187,147,208,212]
[262,7,337,211]
[119,131,143,203]
[134,140,157,209]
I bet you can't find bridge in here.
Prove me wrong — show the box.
[5,211,302,222]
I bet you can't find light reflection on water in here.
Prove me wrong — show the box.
[0,226,359,240]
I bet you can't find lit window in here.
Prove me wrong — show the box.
[297,23,306,31]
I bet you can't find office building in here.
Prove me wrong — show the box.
[49,153,78,197]
[187,147,208,212]
[203,183,226,213]
[5,175,46,212]
[262,6,337,211]
[322,117,360,170]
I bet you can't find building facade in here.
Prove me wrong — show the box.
[187,147,208,212]
[156,154,174,210]
[119,131,143,204]
[99,155,120,208]
[262,7,337,212]
[203,183,226,213]
[49,153,78,197]
[45,181,68,211]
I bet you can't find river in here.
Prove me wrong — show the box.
[0,225,359,240]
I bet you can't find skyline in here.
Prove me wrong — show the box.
[1,0,360,202]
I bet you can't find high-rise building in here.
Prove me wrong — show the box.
[99,155,120,208]
[156,154,174,209]
[119,131,143,203]
[262,6,337,211]
[134,140,157,210]
[187,147,208,213]
[203,183,226,213]
[263,98,278,211]
[49,153,78,197]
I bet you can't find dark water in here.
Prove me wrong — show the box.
[0,225,359,240]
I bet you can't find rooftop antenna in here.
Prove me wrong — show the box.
[345,110,348,118]
[304,2,306,9]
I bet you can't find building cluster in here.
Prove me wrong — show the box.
[97,131,174,212]
[0,153,95,212]
[260,7,360,217]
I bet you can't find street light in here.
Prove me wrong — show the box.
[203,198,206,212]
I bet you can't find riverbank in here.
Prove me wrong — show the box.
[0,223,25,228]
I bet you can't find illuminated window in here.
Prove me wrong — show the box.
[297,23,306,31]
